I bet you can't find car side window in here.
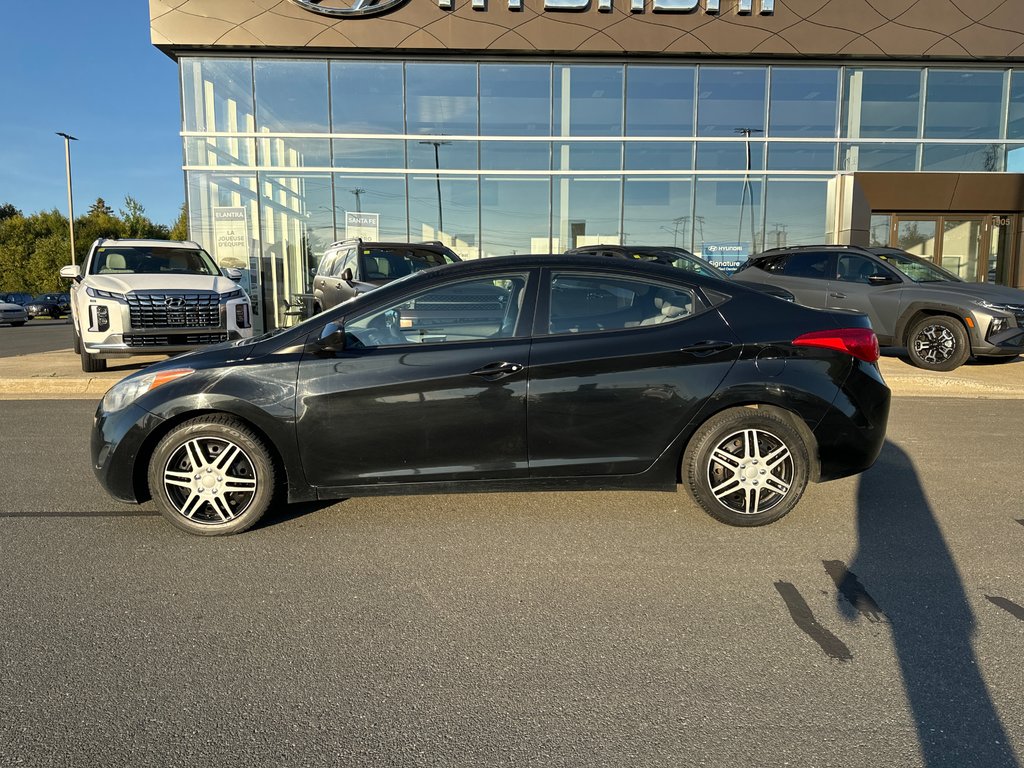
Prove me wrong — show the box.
[837,254,883,284]
[547,273,698,335]
[769,252,833,280]
[345,274,529,348]
[317,251,339,277]
[332,249,356,278]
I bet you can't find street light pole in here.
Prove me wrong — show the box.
[418,139,451,238]
[349,187,365,213]
[56,132,78,265]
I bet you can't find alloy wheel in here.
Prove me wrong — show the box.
[912,323,956,365]
[705,428,794,515]
[162,437,258,524]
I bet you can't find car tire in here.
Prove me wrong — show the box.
[682,407,809,527]
[80,343,107,373]
[906,315,970,371]
[148,415,277,536]
[11,321,25,327]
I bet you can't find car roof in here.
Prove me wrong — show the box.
[750,244,875,260]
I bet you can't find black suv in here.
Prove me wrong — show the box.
[311,239,460,313]
[733,244,1024,370]
[565,245,795,302]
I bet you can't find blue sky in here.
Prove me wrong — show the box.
[0,2,182,225]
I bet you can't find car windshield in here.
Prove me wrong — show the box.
[871,249,960,283]
[359,248,456,280]
[89,246,221,277]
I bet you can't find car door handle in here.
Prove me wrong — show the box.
[470,361,524,380]
[830,292,846,299]
[679,341,734,357]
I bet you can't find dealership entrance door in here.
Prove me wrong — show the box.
[873,213,1017,285]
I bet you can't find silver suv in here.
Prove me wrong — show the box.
[61,238,253,372]
[733,245,1024,370]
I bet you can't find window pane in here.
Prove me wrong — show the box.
[843,69,921,138]
[549,274,695,333]
[409,175,478,258]
[407,140,477,170]
[481,142,550,171]
[697,68,767,137]
[182,58,254,134]
[623,178,693,248]
[626,66,695,136]
[553,177,621,250]
[694,177,762,265]
[1010,71,1024,139]
[842,144,918,171]
[924,70,1004,139]
[254,60,329,133]
[330,61,404,134]
[922,144,1003,172]
[763,179,829,247]
[1008,144,1024,172]
[696,141,764,171]
[406,63,478,135]
[332,139,406,169]
[481,177,551,256]
[767,143,836,171]
[869,215,891,247]
[624,142,692,171]
[480,64,551,136]
[258,138,330,167]
[769,68,839,137]
[554,66,624,137]
[552,142,621,171]
[186,137,256,167]
[334,175,409,241]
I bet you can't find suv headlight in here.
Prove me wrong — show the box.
[85,287,126,301]
[102,368,194,413]
[219,289,244,303]
[972,299,1022,314]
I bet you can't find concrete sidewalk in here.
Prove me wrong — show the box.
[0,347,1022,399]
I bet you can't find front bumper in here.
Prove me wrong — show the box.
[92,402,166,503]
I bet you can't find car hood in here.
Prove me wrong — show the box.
[85,274,241,294]
[910,281,1024,305]
[0,301,25,311]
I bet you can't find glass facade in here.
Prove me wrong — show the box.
[181,59,1024,330]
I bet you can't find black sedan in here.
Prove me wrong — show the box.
[25,293,70,319]
[91,255,890,535]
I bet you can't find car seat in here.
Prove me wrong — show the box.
[640,289,691,325]
[100,253,130,273]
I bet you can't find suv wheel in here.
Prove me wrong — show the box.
[907,315,969,371]
[682,408,809,527]
[148,416,276,536]
[80,343,107,373]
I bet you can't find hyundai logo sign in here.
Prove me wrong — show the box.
[164,297,186,309]
[291,0,772,18]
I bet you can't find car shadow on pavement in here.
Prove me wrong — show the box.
[845,441,1019,768]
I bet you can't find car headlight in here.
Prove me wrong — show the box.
[102,368,194,412]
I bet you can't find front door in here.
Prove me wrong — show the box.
[886,214,1017,285]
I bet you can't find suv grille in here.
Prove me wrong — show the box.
[124,333,228,348]
[127,292,220,329]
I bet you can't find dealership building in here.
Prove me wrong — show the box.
[151,0,1024,332]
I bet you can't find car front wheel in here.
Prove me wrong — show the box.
[682,408,810,527]
[907,315,969,371]
[148,415,276,536]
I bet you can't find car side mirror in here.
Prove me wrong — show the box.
[342,268,354,282]
[315,320,346,353]
[60,264,81,282]
[867,274,896,286]
[223,267,243,281]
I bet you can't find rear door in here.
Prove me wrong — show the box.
[753,251,833,308]
[527,269,741,477]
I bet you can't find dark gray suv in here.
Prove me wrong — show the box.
[733,245,1024,371]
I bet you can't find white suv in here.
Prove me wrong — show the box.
[61,238,253,372]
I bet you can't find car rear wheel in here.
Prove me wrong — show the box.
[682,408,809,527]
[148,416,277,536]
[907,315,969,371]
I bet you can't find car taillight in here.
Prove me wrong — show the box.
[792,328,880,363]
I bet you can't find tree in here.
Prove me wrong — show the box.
[87,198,114,217]
[120,195,148,238]
[0,203,22,223]
[170,202,189,241]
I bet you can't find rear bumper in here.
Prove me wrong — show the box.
[814,361,891,481]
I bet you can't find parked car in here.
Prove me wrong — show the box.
[92,254,890,536]
[565,244,796,302]
[0,292,34,306]
[311,238,460,312]
[61,238,253,373]
[0,298,28,327]
[732,244,1024,371]
[25,293,70,319]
